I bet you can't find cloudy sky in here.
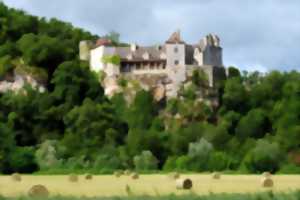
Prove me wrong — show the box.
[3,0,300,72]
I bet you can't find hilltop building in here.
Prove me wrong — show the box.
[79,31,226,99]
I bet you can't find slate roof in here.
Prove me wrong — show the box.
[115,46,167,61]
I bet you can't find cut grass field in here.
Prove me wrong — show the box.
[0,174,300,197]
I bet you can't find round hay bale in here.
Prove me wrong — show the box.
[131,172,139,180]
[176,178,193,190]
[261,177,274,187]
[168,172,180,180]
[262,171,272,178]
[212,172,221,179]
[114,171,122,178]
[11,173,22,182]
[85,174,93,180]
[124,170,132,176]
[28,184,49,198]
[68,174,78,182]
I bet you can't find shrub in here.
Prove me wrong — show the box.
[242,139,284,173]
[35,140,62,170]
[133,150,158,171]
[163,156,177,171]
[207,152,230,171]
[0,55,14,78]
[278,163,300,174]
[175,155,192,170]
[186,138,214,171]
[93,154,122,171]
[102,55,121,65]
[9,147,38,173]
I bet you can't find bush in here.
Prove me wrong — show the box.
[102,55,121,65]
[278,163,300,174]
[189,138,214,170]
[242,140,284,173]
[93,154,122,171]
[175,156,191,170]
[163,156,177,171]
[133,150,158,171]
[9,147,38,173]
[35,140,62,170]
[207,152,230,171]
[0,55,14,78]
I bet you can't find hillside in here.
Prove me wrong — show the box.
[0,2,299,175]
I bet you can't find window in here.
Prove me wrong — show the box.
[174,60,179,65]
[174,47,178,53]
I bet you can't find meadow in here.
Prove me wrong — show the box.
[0,174,300,198]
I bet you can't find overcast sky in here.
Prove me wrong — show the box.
[3,0,300,72]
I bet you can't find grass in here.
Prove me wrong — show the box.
[1,191,300,200]
[0,175,299,198]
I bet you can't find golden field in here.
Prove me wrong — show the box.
[0,174,300,197]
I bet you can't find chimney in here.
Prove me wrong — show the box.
[131,43,138,52]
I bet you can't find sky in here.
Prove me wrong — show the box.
[2,0,300,72]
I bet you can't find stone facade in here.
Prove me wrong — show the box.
[79,31,226,98]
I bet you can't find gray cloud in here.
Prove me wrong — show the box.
[3,0,300,72]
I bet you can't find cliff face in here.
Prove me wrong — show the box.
[0,70,46,93]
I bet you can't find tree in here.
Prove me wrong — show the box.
[186,138,214,171]
[61,98,125,159]
[126,90,157,129]
[242,139,283,173]
[9,146,38,173]
[0,55,14,78]
[222,77,248,112]
[0,122,15,173]
[235,109,270,140]
[51,60,104,107]
[227,66,241,79]
[133,151,158,171]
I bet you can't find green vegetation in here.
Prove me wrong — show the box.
[1,191,300,200]
[102,55,121,65]
[0,2,299,175]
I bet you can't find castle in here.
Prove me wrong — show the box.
[79,31,226,99]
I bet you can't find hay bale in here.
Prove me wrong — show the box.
[262,171,272,178]
[11,173,22,182]
[28,184,49,198]
[131,172,139,180]
[85,174,93,180]
[176,178,193,190]
[261,177,274,187]
[68,174,78,182]
[212,172,221,179]
[168,172,180,180]
[114,171,122,178]
[124,170,132,176]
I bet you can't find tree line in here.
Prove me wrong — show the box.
[0,2,299,174]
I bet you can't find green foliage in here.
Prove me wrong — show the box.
[35,140,62,170]
[61,98,125,159]
[242,139,283,173]
[228,66,241,79]
[235,109,270,140]
[9,146,38,173]
[133,150,158,171]
[192,69,209,87]
[0,1,299,174]
[102,55,121,65]
[15,64,48,83]
[0,55,14,78]
[0,122,15,173]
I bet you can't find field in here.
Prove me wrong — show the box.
[0,174,300,198]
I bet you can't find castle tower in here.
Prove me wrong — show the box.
[198,34,223,66]
[165,30,186,67]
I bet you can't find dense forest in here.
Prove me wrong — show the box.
[0,2,299,175]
